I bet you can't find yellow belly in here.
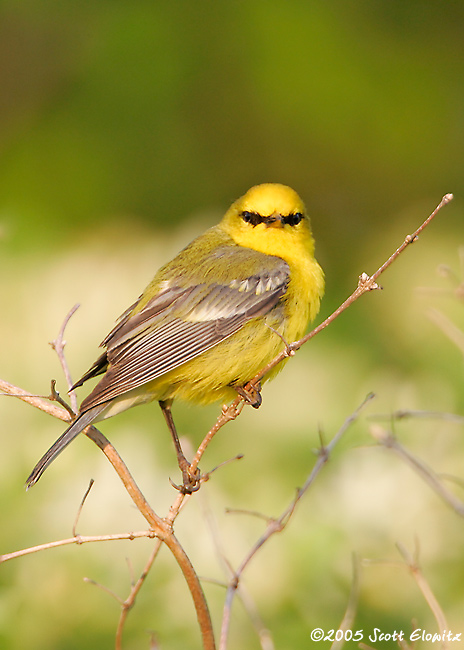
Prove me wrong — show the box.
[100,252,323,414]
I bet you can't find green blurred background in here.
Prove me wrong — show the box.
[1,1,463,649]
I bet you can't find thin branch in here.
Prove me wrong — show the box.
[396,542,450,650]
[49,303,80,412]
[369,425,464,517]
[371,410,464,425]
[2,194,452,650]
[73,479,95,537]
[189,194,453,475]
[84,577,125,605]
[115,540,164,650]
[126,556,136,588]
[201,491,275,650]
[82,425,216,650]
[261,194,454,370]
[0,530,156,562]
[49,379,76,417]
[219,393,375,650]
[201,454,244,482]
[0,378,71,421]
[0,375,215,649]
[428,308,464,355]
[224,508,274,524]
[330,554,361,650]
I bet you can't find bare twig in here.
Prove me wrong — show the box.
[0,375,215,649]
[369,425,464,517]
[84,577,125,605]
[1,194,453,650]
[261,194,454,369]
[396,542,449,650]
[330,554,361,650]
[0,378,71,421]
[126,556,136,588]
[201,492,276,650]
[201,454,244,482]
[224,508,274,524]
[189,194,453,474]
[371,410,464,425]
[49,379,76,417]
[428,308,464,355]
[73,479,95,537]
[115,540,164,650]
[0,530,156,562]
[49,303,80,412]
[219,393,375,650]
[82,424,216,650]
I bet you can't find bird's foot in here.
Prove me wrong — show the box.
[235,380,262,409]
[171,454,201,494]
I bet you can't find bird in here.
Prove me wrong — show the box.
[26,183,324,491]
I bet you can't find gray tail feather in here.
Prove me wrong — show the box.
[26,405,107,489]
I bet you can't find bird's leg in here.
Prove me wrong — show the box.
[158,400,201,493]
[235,380,262,409]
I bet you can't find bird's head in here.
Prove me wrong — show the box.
[220,183,315,259]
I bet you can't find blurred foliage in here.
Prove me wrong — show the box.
[1,1,463,649]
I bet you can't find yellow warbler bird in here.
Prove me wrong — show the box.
[27,183,324,490]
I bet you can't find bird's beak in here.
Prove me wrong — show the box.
[265,213,284,228]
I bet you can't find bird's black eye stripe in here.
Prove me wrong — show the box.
[241,211,263,226]
[241,210,304,227]
[283,212,303,226]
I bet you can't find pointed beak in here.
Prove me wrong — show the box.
[264,213,284,228]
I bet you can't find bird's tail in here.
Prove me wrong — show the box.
[26,405,107,489]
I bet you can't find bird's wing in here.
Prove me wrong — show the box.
[80,257,289,410]
[71,292,183,389]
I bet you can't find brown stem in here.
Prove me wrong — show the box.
[49,303,80,413]
[115,540,163,650]
[84,425,216,650]
[0,378,71,421]
[0,378,215,650]
[2,193,452,650]
[258,193,454,377]
[188,194,454,478]
[219,393,374,649]
[0,531,156,562]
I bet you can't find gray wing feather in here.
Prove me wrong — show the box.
[80,259,289,411]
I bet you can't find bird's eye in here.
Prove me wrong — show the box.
[241,211,262,226]
[283,212,303,227]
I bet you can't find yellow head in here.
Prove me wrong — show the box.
[219,183,315,262]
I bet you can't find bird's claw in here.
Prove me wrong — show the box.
[171,455,202,494]
[235,380,262,409]
[181,466,201,494]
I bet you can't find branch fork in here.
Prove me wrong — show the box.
[0,193,453,650]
